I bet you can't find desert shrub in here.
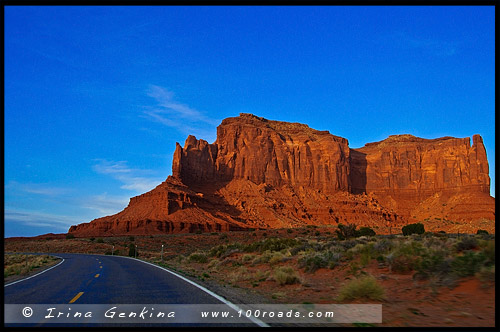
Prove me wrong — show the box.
[373,239,393,254]
[188,252,208,263]
[244,237,300,253]
[340,239,357,250]
[387,253,419,273]
[228,266,249,282]
[414,250,450,280]
[481,241,495,265]
[287,229,293,233]
[195,230,202,234]
[269,252,285,265]
[252,251,274,265]
[386,241,423,273]
[66,233,75,239]
[208,243,243,258]
[289,243,310,256]
[299,253,328,273]
[273,267,300,285]
[253,270,269,282]
[241,254,255,263]
[451,251,486,277]
[477,265,495,283]
[337,275,385,301]
[402,223,425,236]
[357,227,376,237]
[129,236,135,241]
[476,229,489,235]
[90,237,95,242]
[298,251,341,272]
[455,236,478,252]
[128,244,137,257]
[336,224,358,240]
[96,238,104,243]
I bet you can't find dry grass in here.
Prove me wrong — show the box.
[4,254,60,278]
[337,275,385,301]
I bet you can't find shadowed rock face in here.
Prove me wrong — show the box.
[68,114,494,236]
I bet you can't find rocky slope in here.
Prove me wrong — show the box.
[68,114,494,236]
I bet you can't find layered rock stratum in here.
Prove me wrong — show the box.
[69,113,494,236]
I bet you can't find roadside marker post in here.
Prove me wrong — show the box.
[161,244,164,263]
[112,245,114,256]
[135,245,137,259]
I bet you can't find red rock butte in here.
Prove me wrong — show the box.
[69,113,495,236]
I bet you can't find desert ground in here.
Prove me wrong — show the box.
[4,226,495,327]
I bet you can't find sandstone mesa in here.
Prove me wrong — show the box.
[69,113,494,236]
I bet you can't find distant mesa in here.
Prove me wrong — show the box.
[68,113,494,236]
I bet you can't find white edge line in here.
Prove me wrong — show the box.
[4,255,65,287]
[117,255,270,327]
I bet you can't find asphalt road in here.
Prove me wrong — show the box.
[4,253,265,327]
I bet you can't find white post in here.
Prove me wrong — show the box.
[112,245,114,256]
[135,245,137,259]
[161,244,164,263]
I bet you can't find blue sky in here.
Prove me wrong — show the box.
[4,6,495,237]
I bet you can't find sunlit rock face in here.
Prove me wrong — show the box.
[69,114,494,236]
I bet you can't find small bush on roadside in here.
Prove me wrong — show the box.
[455,236,478,252]
[451,251,486,277]
[476,229,489,235]
[128,244,138,257]
[477,265,495,283]
[273,267,300,285]
[66,234,75,239]
[188,252,208,263]
[337,275,385,301]
[481,241,495,265]
[414,250,450,280]
[402,223,425,236]
[269,252,285,265]
[96,238,104,243]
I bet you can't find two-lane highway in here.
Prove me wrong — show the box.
[4,253,267,327]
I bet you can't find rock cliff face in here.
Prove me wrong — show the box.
[173,114,350,193]
[349,134,493,222]
[68,114,494,236]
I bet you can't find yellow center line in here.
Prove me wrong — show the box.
[95,274,100,278]
[69,292,84,304]
[100,266,102,269]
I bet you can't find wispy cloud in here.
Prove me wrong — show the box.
[141,85,219,141]
[4,208,82,231]
[82,193,129,215]
[380,31,459,57]
[92,159,163,193]
[6,181,73,196]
